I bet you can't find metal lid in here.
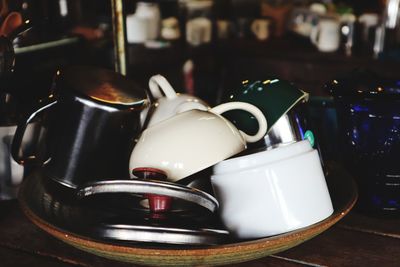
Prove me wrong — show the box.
[56,66,147,106]
[77,179,219,213]
[91,223,229,245]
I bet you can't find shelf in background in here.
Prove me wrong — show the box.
[124,34,400,99]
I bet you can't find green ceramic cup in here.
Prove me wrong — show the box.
[222,79,309,135]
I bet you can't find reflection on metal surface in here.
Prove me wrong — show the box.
[264,113,299,146]
[19,170,229,246]
[259,103,307,148]
[111,0,126,75]
[77,179,219,213]
[92,224,229,245]
[14,37,80,54]
[57,66,146,106]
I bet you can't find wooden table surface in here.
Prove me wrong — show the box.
[0,200,399,267]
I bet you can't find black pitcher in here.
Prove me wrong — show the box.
[12,66,148,188]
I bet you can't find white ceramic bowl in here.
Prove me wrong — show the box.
[211,140,333,239]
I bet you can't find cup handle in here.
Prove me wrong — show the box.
[210,102,267,143]
[310,25,320,46]
[11,96,57,165]
[251,20,259,35]
[148,74,177,100]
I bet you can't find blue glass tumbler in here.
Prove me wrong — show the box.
[327,69,400,217]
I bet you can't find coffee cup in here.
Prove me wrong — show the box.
[211,140,333,239]
[223,79,308,133]
[186,17,212,46]
[251,19,270,41]
[310,18,340,52]
[141,74,209,128]
[130,102,267,182]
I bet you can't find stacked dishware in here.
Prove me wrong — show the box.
[13,67,333,247]
[211,78,333,239]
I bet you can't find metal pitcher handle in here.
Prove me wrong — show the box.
[11,97,57,165]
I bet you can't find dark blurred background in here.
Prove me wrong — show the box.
[2,0,398,163]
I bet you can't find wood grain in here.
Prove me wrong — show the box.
[338,212,400,239]
[0,246,75,267]
[278,226,400,267]
[0,201,303,267]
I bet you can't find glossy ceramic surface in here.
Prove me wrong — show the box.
[130,102,267,182]
[213,140,312,174]
[212,140,333,239]
[142,74,209,128]
[327,69,400,215]
[18,162,357,266]
[222,79,308,135]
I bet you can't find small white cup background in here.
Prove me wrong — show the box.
[211,140,333,239]
[186,17,212,46]
[251,19,270,41]
[310,19,340,52]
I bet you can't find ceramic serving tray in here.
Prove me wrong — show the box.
[18,162,357,266]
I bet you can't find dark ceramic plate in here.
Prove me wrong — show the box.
[18,162,357,266]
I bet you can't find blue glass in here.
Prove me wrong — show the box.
[327,69,400,217]
[335,98,400,216]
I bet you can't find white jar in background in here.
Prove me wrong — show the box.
[184,0,213,46]
[136,2,160,40]
[186,17,212,46]
[126,14,147,43]
[126,1,160,44]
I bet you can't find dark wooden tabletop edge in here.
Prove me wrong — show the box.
[0,242,87,267]
[269,255,328,267]
[336,224,400,240]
